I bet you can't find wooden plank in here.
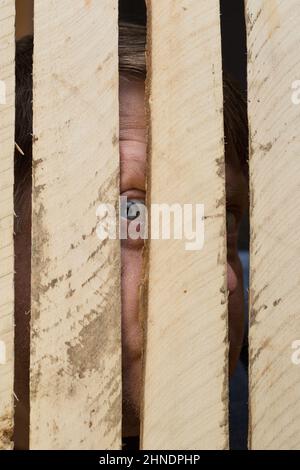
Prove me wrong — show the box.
[30,0,121,449]
[141,0,228,450]
[247,0,300,450]
[0,0,15,451]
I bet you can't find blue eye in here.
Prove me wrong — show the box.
[121,199,146,221]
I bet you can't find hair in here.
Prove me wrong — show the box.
[15,21,248,209]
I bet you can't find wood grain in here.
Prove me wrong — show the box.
[247,0,300,450]
[0,0,15,451]
[30,0,121,449]
[141,0,229,450]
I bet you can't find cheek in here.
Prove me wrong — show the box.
[227,262,238,293]
[121,245,144,359]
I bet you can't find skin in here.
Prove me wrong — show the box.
[119,76,248,437]
[14,74,247,447]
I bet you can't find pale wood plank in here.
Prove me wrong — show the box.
[141,0,228,450]
[30,0,121,449]
[0,0,15,450]
[247,0,300,450]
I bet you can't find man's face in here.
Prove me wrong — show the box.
[119,76,248,437]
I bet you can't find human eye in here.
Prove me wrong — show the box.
[120,195,147,248]
[120,198,146,221]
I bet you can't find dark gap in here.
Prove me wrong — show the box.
[119,0,146,452]
[119,0,147,25]
[13,2,33,450]
[220,0,249,450]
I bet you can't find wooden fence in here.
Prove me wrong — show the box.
[0,0,300,450]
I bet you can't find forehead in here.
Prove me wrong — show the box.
[119,76,146,134]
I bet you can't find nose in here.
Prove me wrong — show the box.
[227,262,238,295]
